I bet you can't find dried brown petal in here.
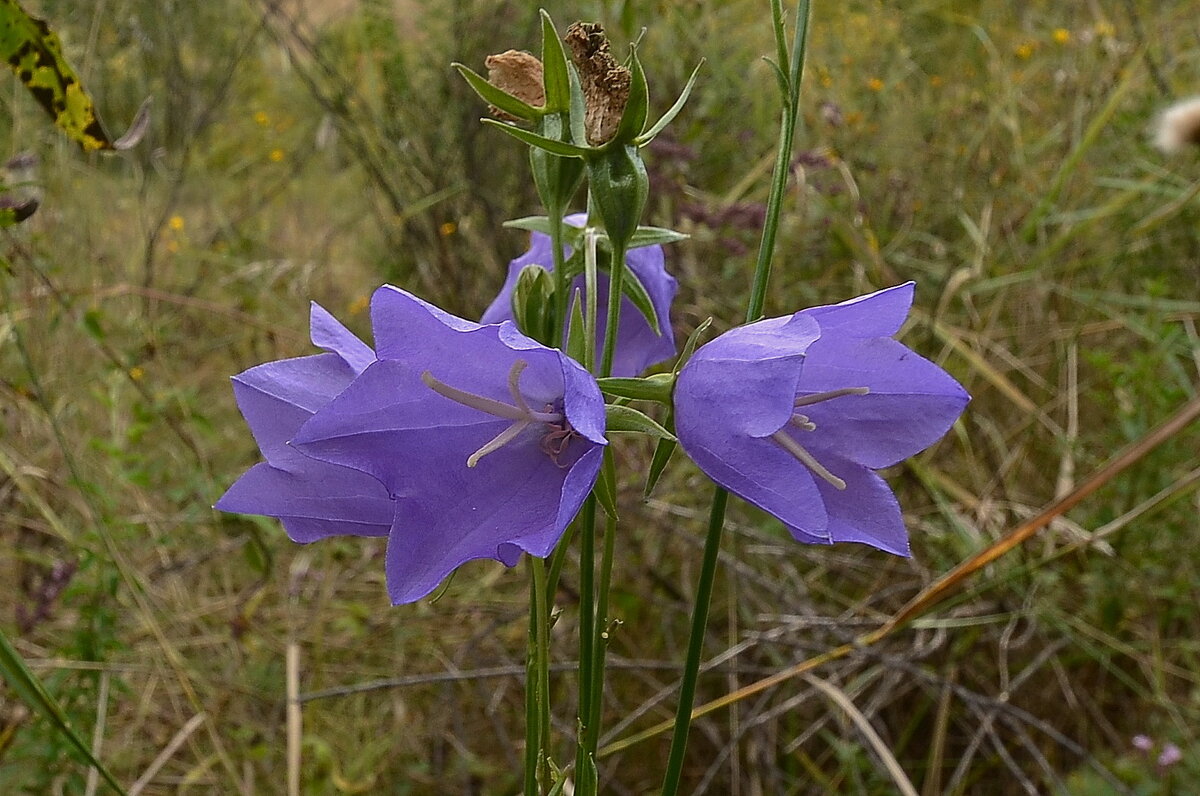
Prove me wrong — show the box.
[485,50,545,120]
[565,22,631,145]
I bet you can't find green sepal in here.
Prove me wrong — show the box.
[585,144,648,252]
[593,448,618,520]
[540,11,570,113]
[453,63,542,121]
[565,288,589,370]
[568,62,588,146]
[483,118,591,157]
[619,266,661,335]
[612,45,649,145]
[531,113,585,215]
[644,414,677,499]
[606,404,674,439]
[511,264,557,345]
[0,626,128,793]
[597,372,674,404]
[635,59,704,146]
[675,317,713,373]
[628,225,689,249]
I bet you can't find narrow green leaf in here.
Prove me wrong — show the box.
[635,59,703,146]
[482,118,591,157]
[762,56,790,102]
[644,429,677,498]
[0,0,114,150]
[565,289,588,368]
[619,266,661,335]
[592,448,619,520]
[453,63,541,121]
[0,626,127,793]
[628,225,689,248]
[597,373,674,403]
[612,45,649,145]
[605,404,676,440]
[674,317,713,374]
[540,11,570,113]
[504,215,555,235]
[568,63,588,146]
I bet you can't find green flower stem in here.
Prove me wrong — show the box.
[599,240,627,380]
[661,2,811,793]
[524,558,551,794]
[660,488,729,795]
[584,486,619,754]
[549,211,569,348]
[574,496,599,793]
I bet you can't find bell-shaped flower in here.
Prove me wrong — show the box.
[481,213,678,377]
[673,283,969,555]
[216,304,395,541]
[293,286,608,604]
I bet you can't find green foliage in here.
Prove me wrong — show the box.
[3,0,1200,792]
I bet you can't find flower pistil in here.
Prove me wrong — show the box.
[421,360,572,467]
[769,387,871,490]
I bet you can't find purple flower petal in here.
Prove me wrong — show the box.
[800,282,914,338]
[310,302,374,374]
[482,213,679,377]
[216,313,394,542]
[673,283,968,556]
[796,336,970,469]
[294,286,607,604]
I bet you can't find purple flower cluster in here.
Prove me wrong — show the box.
[218,226,967,603]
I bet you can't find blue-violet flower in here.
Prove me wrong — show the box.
[293,286,608,604]
[673,283,969,555]
[216,303,394,541]
[481,213,678,377]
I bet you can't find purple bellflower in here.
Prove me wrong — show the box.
[215,303,395,542]
[481,213,678,377]
[673,283,969,555]
[292,286,608,604]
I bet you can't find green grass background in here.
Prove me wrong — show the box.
[2,0,1199,792]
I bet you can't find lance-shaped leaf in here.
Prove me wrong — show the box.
[482,118,591,157]
[454,62,542,121]
[635,59,704,146]
[540,10,571,113]
[605,404,675,440]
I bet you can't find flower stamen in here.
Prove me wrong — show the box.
[422,360,568,467]
[793,386,870,408]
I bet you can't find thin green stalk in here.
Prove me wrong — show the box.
[660,489,729,795]
[599,241,627,379]
[584,496,618,754]
[573,496,598,787]
[661,3,811,793]
[549,210,569,348]
[524,562,543,796]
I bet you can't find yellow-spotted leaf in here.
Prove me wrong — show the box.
[1,0,146,151]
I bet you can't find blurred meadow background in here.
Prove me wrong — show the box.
[2,0,1200,792]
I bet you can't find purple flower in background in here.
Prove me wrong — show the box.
[216,304,394,541]
[673,283,969,554]
[481,213,678,377]
[294,286,607,604]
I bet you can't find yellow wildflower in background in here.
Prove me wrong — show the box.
[1015,42,1035,59]
[129,366,145,382]
[169,215,185,232]
[1052,28,1071,45]
[269,149,285,163]
[439,221,458,237]
[254,111,270,126]
[348,295,370,316]
[867,77,884,92]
